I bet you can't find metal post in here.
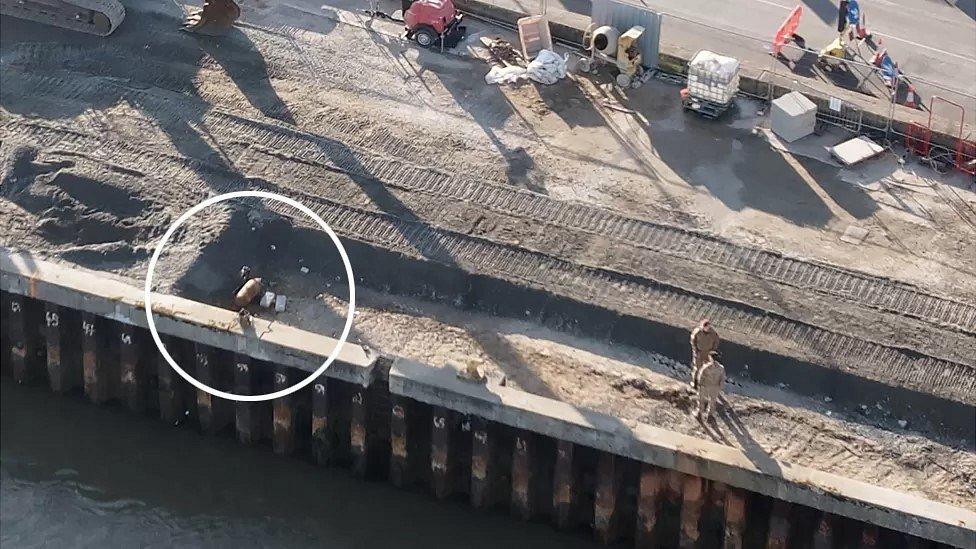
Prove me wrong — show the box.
[552,440,575,530]
[312,376,334,465]
[470,416,495,508]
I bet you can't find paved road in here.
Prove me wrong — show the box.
[548,0,976,93]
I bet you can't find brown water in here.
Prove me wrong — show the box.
[0,379,596,548]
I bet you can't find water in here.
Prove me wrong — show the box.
[1,379,596,548]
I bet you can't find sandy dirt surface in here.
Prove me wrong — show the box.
[224,269,976,512]
[1,0,975,510]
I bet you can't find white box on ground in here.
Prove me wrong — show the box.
[771,91,817,142]
[274,294,287,312]
[260,291,276,308]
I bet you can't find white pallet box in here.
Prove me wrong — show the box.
[687,50,739,104]
[771,91,818,143]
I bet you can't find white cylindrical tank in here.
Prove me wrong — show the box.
[590,26,619,56]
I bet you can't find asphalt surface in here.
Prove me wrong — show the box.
[486,0,976,132]
[542,0,976,94]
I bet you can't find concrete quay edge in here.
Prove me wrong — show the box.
[0,249,377,387]
[390,357,976,548]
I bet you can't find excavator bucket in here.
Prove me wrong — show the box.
[182,0,240,35]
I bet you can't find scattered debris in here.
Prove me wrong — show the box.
[898,419,908,428]
[480,36,522,67]
[457,360,488,382]
[300,266,309,274]
[599,99,636,114]
[485,47,567,86]
[274,294,287,312]
[238,308,252,327]
[840,225,869,245]
[455,359,506,386]
[260,291,276,308]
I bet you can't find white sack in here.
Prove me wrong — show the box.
[485,65,527,85]
[525,49,567,85]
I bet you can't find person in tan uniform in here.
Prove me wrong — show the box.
[690,319,719,388]
[695,351,726,420]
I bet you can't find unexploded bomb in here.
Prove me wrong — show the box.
[234,277,264,307]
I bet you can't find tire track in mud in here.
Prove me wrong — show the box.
[3,119,975,407]
[1,21,524,183]
[5,69,973,337]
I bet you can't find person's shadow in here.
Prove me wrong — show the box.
[195,27,296,124]
[714,396,783,476]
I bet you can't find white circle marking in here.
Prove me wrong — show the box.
[144,191,355,402]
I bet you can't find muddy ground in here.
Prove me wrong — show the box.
[1,0,974,510]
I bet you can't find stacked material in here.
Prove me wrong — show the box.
[771,91,818,142]
[687,50,740,105]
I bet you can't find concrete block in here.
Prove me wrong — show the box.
[771,91,817,142]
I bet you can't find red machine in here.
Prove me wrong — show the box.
[402,0,465,48]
